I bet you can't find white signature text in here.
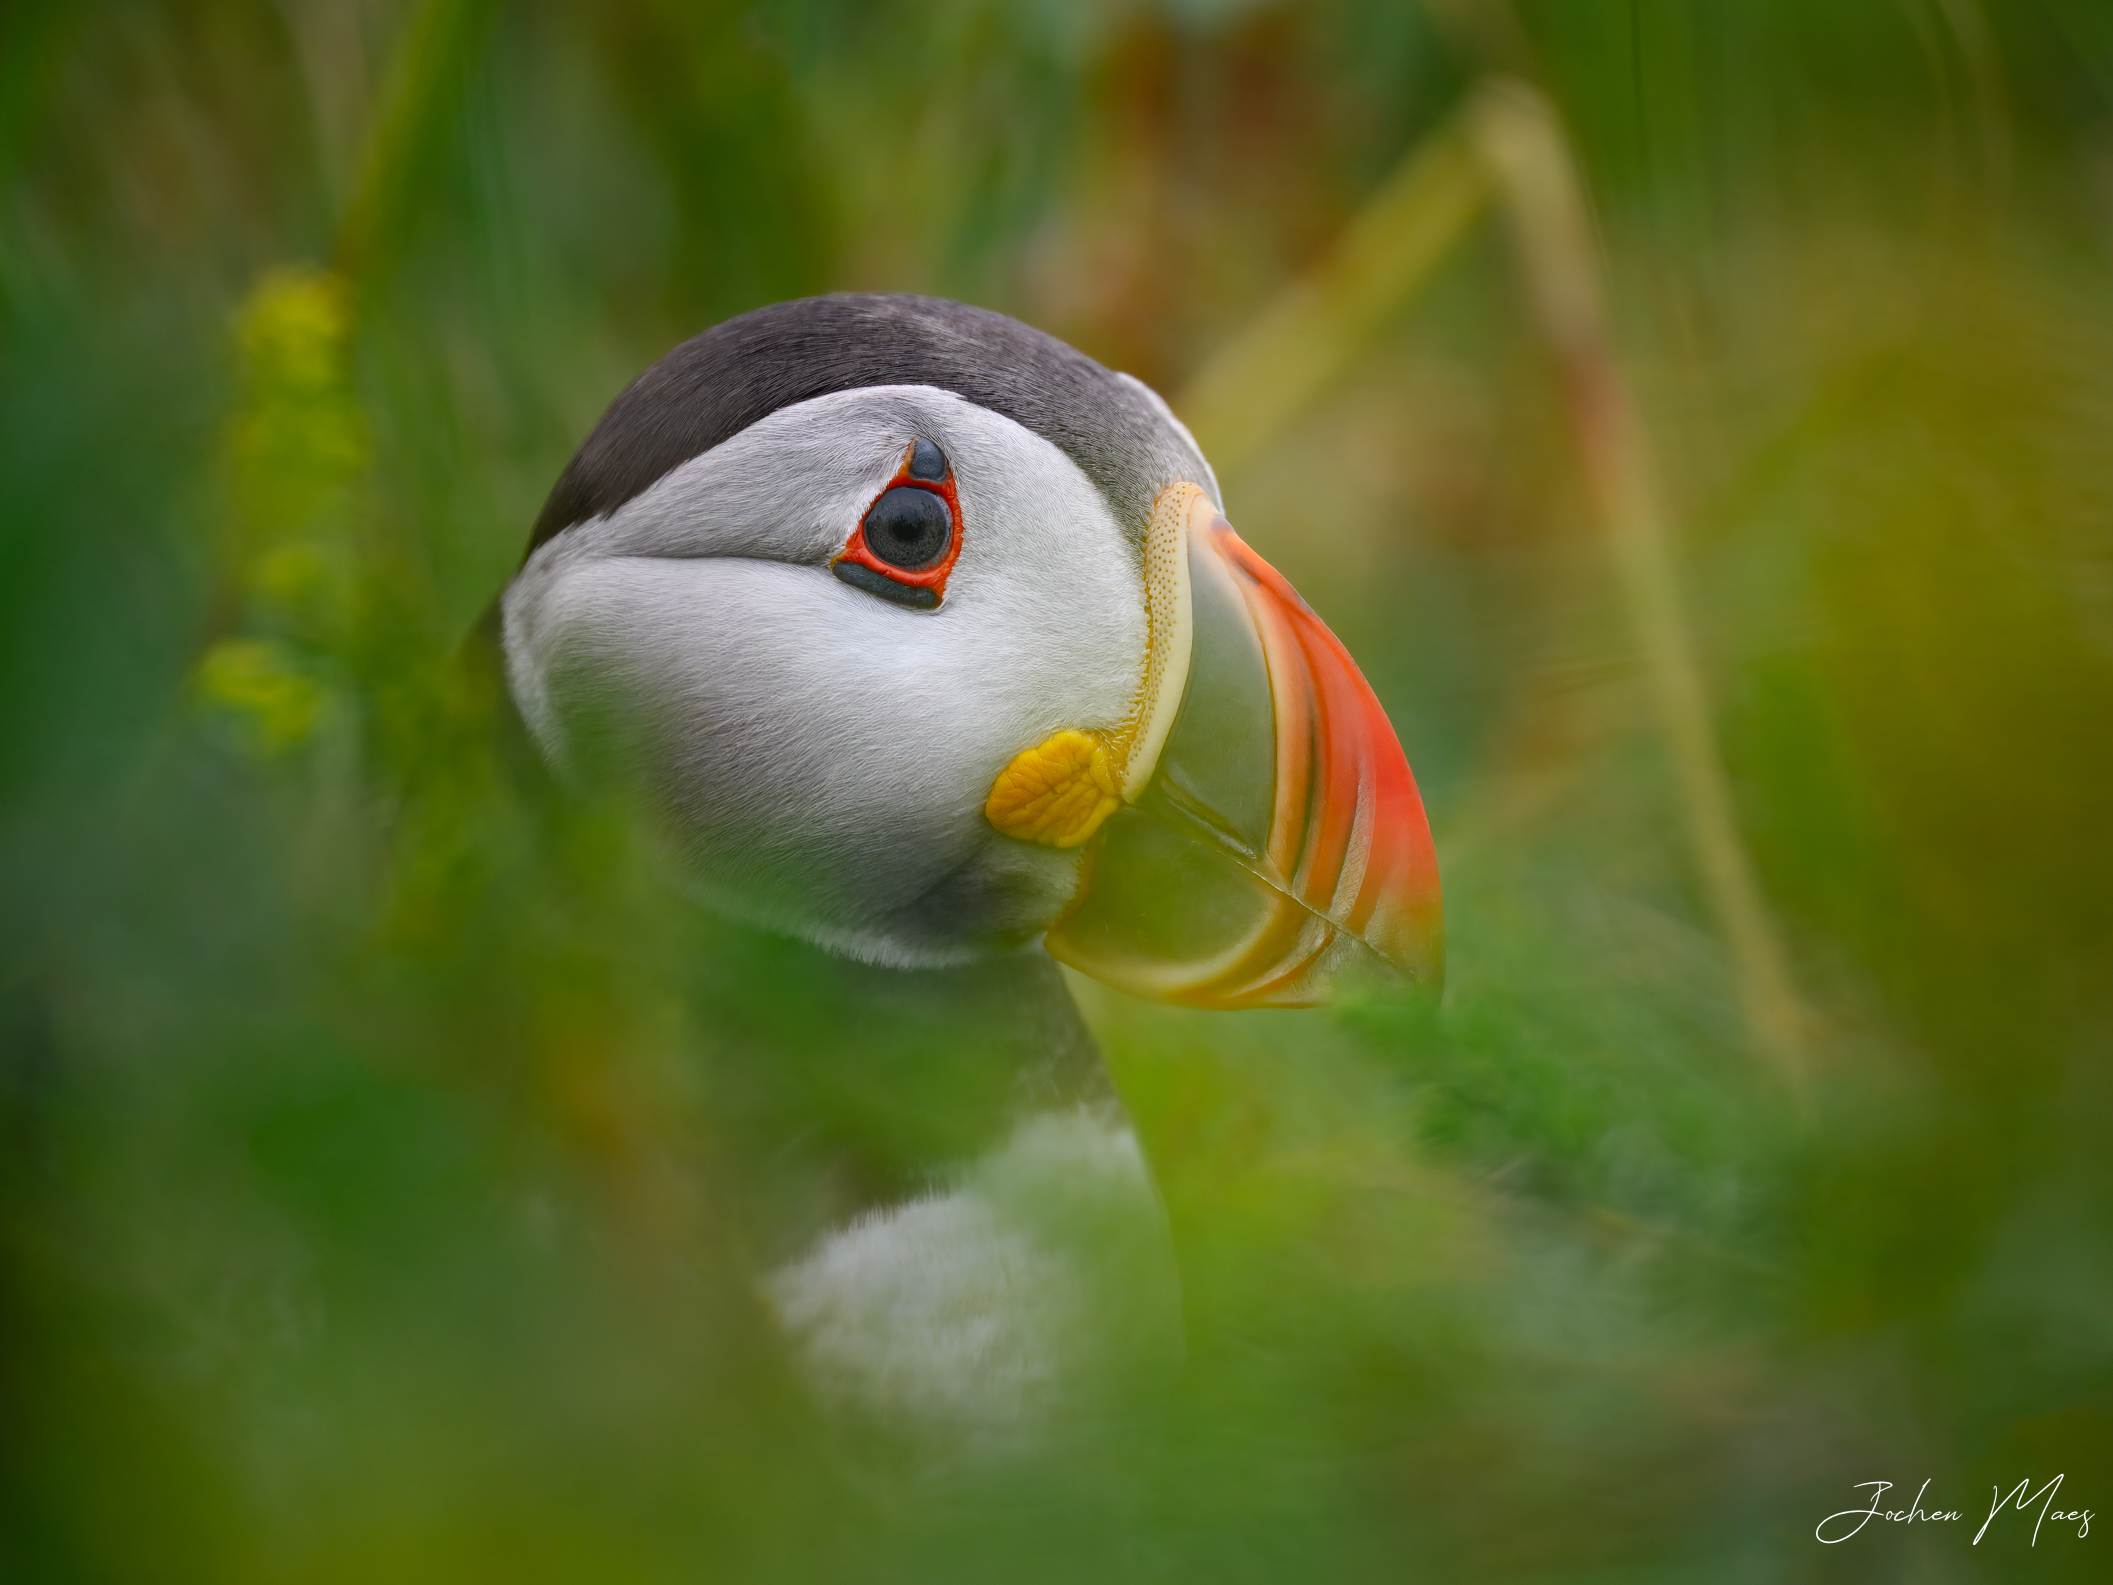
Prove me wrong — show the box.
[1817,1477,2092,1546]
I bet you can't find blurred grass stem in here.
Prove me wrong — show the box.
[1468,82,1810,1096]
[333,0,499,283]
[1181,80,1809,1094]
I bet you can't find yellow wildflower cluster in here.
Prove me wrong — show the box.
[197,266,368,755]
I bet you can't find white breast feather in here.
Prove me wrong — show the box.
[765,1109,1175,1453]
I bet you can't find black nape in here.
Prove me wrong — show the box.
[522,294,1201,560]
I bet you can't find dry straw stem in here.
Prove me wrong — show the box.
[1179,80,1810,1095]
[1470,82,1809,1095]
[1177,119,1492,474]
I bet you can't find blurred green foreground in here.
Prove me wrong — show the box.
[4,2,2113,1581]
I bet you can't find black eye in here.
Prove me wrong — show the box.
[861,486,952,570]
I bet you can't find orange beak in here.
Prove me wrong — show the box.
[1045,492,1443,1008]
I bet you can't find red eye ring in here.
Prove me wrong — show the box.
[832,440,963,609]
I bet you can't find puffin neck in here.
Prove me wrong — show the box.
[683,922,1116,1253]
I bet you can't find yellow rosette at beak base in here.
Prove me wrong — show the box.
[984,482,1205,850]
[983,730,1122,849]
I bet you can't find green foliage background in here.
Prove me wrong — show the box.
[4,2,2112,1580]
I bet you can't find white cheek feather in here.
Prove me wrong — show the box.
[504,387,1150,964]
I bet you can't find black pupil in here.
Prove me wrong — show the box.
[862,486,951,570]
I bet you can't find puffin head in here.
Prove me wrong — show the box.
[502,295,1441,1008]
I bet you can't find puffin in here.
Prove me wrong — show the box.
[499,293,1442,1447]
